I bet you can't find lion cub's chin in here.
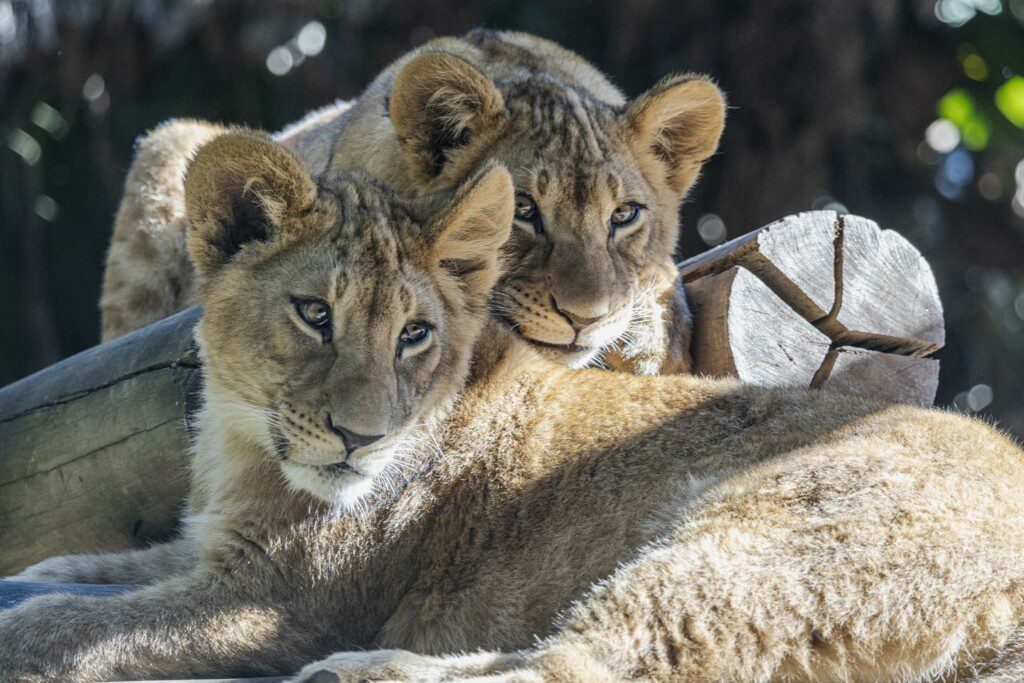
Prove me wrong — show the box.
[279,441,399,509]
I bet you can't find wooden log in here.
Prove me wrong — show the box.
[0,308,201,575]
[0,212,944,573]
[687,267,833,386]
[829,215,944,356]
[683,210,943,405]
[681,211,840,324]
[820,347,939,406]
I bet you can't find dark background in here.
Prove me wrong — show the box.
[2,0,1023,434]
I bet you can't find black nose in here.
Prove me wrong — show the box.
[325,415,385,451]
[551,296,605,331]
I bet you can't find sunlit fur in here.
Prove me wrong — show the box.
[10,137,1024,682]
[99,29,722,375]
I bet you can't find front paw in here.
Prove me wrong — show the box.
[11,556,83,583]
[293,650,428,683]
[292,649,527,683]
[604,267,693,376]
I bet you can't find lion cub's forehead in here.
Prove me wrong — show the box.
[501,79,622,160]
[315,174,423,270]
[498,80,646,205]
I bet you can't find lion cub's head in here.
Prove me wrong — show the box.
[184,131,512,507]
[388,49,726,366]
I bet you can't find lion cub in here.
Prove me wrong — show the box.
[101,29,726,374]
[5,133,1024,682]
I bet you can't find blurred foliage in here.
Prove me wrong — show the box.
[1,0,1023,434]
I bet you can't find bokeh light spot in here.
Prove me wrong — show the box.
[926,118,961,153]
[938,89,974,126]
[7,129,41,165]
[995,76,1024,128]
[962,52,988,80]
[30,101,67,139]
[961,117,990,150]
[266,46,293,76]
[296,21,326,57]
[82,74,104,102]
[967,384,994,411]
[978,171,1003,199]
[33,195,58,222]
[696,213,727,246]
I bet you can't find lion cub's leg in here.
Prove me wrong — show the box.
[11,536,197,585]
[295,436,1024,682]
[101,119,227,341]
[517,445,1024,681]
[0,569,322,680]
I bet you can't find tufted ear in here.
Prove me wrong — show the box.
[390,51,508,190]
[624,74,726,199]
[428,162,514,296]
[184,131,317,282]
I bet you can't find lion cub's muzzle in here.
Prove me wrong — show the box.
[325,413,385,453]
[499,281,633,359]
[275,404,362,468]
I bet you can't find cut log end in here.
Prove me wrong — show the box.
[688,267,832,387]
[682,210,943,406]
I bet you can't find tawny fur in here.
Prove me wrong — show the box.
[8,136,1024,682]
[99,29,724,375]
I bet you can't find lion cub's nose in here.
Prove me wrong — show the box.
[551,295,607,331]
[325,415,385,451]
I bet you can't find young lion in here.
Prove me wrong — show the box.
[5,133,1024,682]
[100,28,725,374]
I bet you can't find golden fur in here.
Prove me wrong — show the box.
[8,135,1024,682]
[100,29,726,373]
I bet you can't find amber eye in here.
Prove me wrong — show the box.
[610,202,643,231]
[514,192,538,222]
[398,321,433,355]
[295,299,331,329]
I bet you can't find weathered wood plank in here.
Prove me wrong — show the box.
[0,306,201,421]
[0,308,201,575]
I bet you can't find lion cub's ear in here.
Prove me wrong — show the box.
[184,131,316,281]
[624,75,726,199]
[427,162,514,297]
[390,51,507,190]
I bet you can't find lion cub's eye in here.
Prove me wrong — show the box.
[397,321,433,358]
[610,202,644,232]
[294,298,332,337]
[513,192,543,233]
[514,192,537,221]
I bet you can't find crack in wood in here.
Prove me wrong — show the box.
[829,330,940,357]
[809,345,840,390]
[0,359,200,425]
[1,415,184,489]
[807,215,845,388]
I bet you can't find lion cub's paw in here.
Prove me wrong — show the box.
[10,556,81,583]
[291,649,533,682]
